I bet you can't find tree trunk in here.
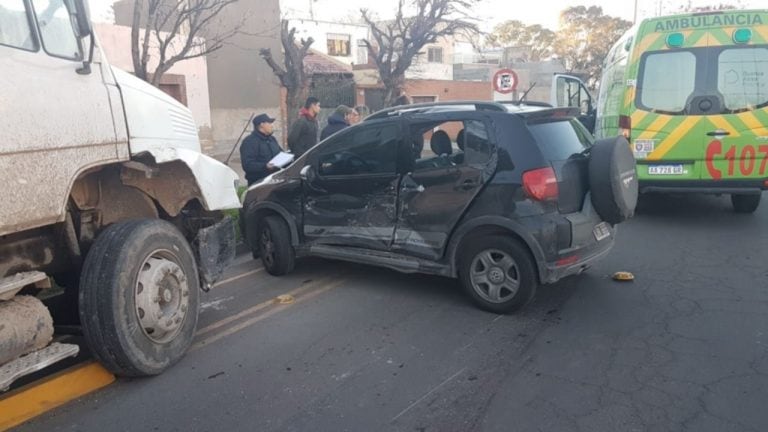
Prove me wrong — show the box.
[285,85,309,138]
[382,74,405,107]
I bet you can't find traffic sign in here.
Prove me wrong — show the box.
[493,69,518,94]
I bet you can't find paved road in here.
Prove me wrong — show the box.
[17,194,768,431]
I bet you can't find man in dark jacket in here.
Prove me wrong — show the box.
[240,113,282,185]
[320,105,356,141]
[287,97,320,157]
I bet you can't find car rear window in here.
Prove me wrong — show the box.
[528,120,592,161]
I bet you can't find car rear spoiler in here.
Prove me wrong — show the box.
[519,107,581,123]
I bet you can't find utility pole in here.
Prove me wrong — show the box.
[633,0,638,23]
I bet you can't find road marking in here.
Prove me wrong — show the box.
[391,367,467,422]
[0,362,114,431]
[213,268,264,289]
[192,278,346,350]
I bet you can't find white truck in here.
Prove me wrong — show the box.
[0,0,240,388]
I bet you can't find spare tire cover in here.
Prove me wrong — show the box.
[588,136,638,224]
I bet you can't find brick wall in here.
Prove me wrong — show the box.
[404,79,493,103]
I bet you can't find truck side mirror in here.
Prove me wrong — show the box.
[71,0,92,38]
[71,0,95,75]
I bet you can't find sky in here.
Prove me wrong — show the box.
[88,0,764,30]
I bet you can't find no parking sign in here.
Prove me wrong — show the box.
[493,69,518,94]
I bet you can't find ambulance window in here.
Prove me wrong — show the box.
[0,0,37,51]
[639,51,696,113]
[718,48,768,111]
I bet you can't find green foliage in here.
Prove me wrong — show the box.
[486,5,632,91]
[485,20,556,61]
[554,6,632,90]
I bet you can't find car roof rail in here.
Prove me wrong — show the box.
[366,101,508,121]
[498,100,554,108]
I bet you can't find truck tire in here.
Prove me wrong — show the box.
[731,193,761,213]
[257,216,295,276]
[589,136,638,224]
[458,236,537,314]
[79,219,199,377]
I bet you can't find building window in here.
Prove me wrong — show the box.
[327,33,351,56]
[427,47,443,63]
[412,96,436,104]
[357,39,368,65]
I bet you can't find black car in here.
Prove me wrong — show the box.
[242,102,638,313]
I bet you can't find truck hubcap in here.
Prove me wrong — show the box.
[135,251,189,343]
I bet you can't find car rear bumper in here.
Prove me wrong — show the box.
[542,236,614,284]
[537,192,616,284]
[640,179,768,194]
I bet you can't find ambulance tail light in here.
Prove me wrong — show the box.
[619,115,631,140]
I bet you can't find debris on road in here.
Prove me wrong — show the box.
[275,294,295,305]
[612,271,635,282]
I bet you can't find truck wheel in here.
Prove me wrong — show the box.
[79,219,199,377]
[458,236,537,314]
[257,216,295,276]
[731,193,761,213]
[589,136,639,224]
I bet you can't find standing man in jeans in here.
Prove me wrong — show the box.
[240,113,282,186]
[287,96,320,157]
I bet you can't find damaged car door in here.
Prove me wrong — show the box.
[301,121,403,251]
[393,116,496,260]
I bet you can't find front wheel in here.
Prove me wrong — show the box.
[731,193,761,213]
[79,219,199,377]
[257,216,295,276]
[458,236,537,314]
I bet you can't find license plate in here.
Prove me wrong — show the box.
[648,164,684,175]
[593,222,611,242]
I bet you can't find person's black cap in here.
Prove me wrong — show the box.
[253,113,276,127]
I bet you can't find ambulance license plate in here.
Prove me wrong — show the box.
[648,165,684,175]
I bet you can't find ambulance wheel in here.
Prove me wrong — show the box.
[731,193,761,213]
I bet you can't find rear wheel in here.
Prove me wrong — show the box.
[257,216,295,276]
[731,193,761,213]
[458,236,537,314]
[79,219,199,377]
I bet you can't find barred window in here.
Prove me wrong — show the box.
[327,33,351,57]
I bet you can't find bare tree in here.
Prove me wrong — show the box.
[131,0,243,86]
[361,0,479,107]
[260,20,314,132]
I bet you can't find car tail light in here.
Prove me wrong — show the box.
[619,115,631,140]
[523,167,559,201]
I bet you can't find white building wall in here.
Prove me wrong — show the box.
[287,19,370,66]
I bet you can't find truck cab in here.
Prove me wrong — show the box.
[0,0,240,388]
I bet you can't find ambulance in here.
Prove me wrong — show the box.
[594,9,768,212]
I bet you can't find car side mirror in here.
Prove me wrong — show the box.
[300,164,315,181]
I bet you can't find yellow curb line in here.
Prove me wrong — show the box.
[0,362,115,431]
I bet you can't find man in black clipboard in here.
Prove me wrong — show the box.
[240,113,283,185]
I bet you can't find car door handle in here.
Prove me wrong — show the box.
[707,129,731,137]
[402,183,425,193]
[455,179,479,191]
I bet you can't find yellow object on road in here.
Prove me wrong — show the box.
[0,362,114,431]
[613,272,635,282]
[275,294,295,305]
